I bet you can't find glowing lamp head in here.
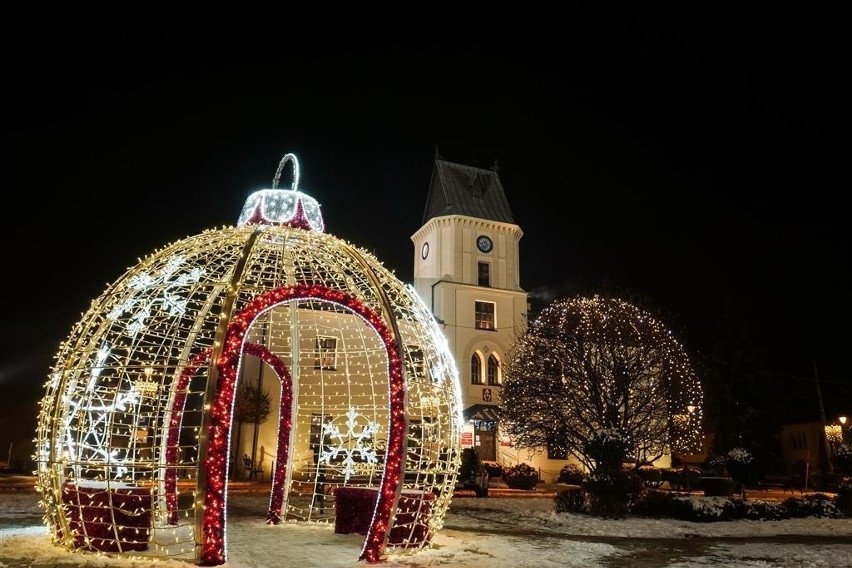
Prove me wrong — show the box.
[237,153,325,232]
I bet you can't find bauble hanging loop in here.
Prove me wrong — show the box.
[237,153,324,232]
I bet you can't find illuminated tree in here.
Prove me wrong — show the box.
[233,383,272,428]
[500,294,703,470]
[232,383,272,474]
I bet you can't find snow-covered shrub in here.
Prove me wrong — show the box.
[782,493,843,518]
[671,496,741,522]
[672,497,787,522]
[630,491,848,523]
[835,479,852,516]
[553,486,586,513]
[640,493,838,523]
[503,462,539,490]
[834,444,852,476]
[705,454,728,476]
[482,461,503,479]
[725,447,759,492]
[557,463,585,485]
[582,471,630,518]
[630,489,677,518]
[737,499,789,521]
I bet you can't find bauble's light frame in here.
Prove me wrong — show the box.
[35,154,464,564]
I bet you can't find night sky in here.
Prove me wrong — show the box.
[2,7,849,428]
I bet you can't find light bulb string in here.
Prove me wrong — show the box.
[272,153,300,191]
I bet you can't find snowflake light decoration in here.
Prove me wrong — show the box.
[106,255,204,336]
[320,407,381,481]
[60,347,142,480]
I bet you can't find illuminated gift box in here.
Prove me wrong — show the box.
[58,480,152,552]
[334,486,436,547]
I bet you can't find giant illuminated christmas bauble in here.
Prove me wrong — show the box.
[35,154,463,565]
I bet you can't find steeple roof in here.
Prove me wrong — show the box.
[422,158,515,225]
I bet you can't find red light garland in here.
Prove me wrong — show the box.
[243,342,292,525]
[195,284,406,565]
[165,348,212,525]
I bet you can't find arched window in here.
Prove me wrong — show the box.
[487,353,501,385]
[470,353,483,384]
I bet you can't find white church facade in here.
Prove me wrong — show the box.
[410,156,578,481]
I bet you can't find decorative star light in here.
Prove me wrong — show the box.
[319,407,380,481]
[106,255,204,337]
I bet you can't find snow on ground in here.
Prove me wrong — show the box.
[1,491,851,567]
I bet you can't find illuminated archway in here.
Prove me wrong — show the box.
[200,284,407,565]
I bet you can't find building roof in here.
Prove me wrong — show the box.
[463,403,500,422]
[422,159,515,225]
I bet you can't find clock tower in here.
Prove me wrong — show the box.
[411,156,528,462]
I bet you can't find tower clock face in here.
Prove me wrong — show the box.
[476,235,493,253]
[421,241,429,259]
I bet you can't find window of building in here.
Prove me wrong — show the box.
[788,432,807,450]
[475,301,495,330]
[487,353,501,385]
[546,440,569,460]
[314,336,337,370]
[470,353,483,384]
[478,262,490,287]
[474,419,497,433]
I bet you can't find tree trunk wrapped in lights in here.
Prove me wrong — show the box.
[582,429,630,518]
[500,294,704,472]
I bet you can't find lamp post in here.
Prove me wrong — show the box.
[813,362,834,474]
[824,416,848,480]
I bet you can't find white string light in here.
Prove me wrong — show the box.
[35,153,461,565]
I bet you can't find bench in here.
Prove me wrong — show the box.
[243,454,264,480]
